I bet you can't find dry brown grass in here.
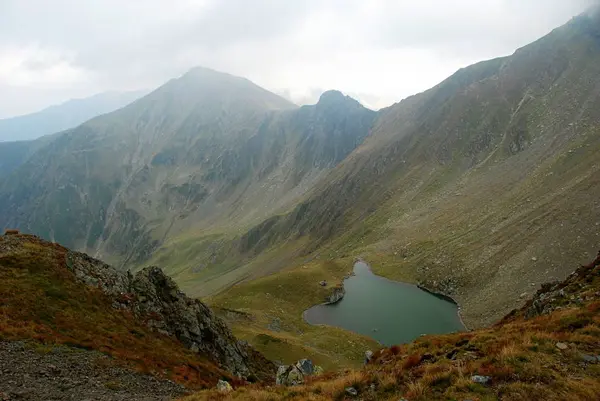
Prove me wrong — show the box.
[0,235,237,389]
[184,266,600,400]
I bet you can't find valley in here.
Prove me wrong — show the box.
[0,6,599,401]
[303,261,465,346]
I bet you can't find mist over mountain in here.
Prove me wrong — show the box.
[1,6,600,401]
[0,68,374,271]
[0,90,146,142]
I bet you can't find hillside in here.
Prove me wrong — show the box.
[0,232,273,399]
[0,10,599,386]
[0,69,374,277]
[188,251,600,400]
[205,10,600,331]
[0,90,145,142]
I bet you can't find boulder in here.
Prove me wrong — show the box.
[216,380,233,392]
[319,280,328,287]
[276,365,304,386]
[345,387,358,396]
[325,286,345,304]
[295,359,314,375]
[555,342,568,350]
[471,375,491,385]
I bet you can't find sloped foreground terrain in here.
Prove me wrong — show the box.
[1,236,599,400]
[0,233,273,400]
[188,251,600,400]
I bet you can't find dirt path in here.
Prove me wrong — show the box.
[0,341,187,401]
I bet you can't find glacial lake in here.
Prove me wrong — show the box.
[304,261,465,345]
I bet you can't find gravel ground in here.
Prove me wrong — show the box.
[0,341,188,401]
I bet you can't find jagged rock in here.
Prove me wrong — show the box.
[345,387,358,396]
[446,349,458,360]
[471,375,491,385]
[217,379,233,392]
[364,350,373,365]
[276,365,304,386]
[295,359,314,375]
[64,250,274,381]
[325,285,345,304]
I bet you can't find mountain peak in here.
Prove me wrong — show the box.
[317,90,346,104]
[316,90,364,110]
[181,66,239,81]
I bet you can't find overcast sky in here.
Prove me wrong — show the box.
[0,0,596,118]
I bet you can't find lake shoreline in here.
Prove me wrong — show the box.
[356,258,469,331]
[415,284,469,331]
[303,259,468,342]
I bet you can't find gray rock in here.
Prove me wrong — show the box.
[295,359,314,375]
[364,350,374,365]
[217,379,233,392]
[555,342,569,350]
[579,353,597,363]
[325,285,345,304]
[319,280,327,287]
[0,340,185,400]
[471,375,491,385]
[64,250,274,381]
[345,386,358,396]
[276,365,304,386]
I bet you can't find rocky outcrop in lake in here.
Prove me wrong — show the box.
[325,285,345,304]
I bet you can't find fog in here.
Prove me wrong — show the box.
[0,0,595,117]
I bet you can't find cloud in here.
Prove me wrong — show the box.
[0,0,595,118]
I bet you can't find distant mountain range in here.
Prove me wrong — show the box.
[0,10,599,340]
[0,90,146,142]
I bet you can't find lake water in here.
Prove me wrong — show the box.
[304,261,465,345]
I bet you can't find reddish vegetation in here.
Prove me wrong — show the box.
[0,234,240,389]
[186,251,600,400]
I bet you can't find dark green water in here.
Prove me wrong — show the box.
[304,261,465,345]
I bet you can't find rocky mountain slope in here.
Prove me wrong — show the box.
[0,9,599,374]
[207,10,600,328]
[0,68,375,278]
[0,90,145,143]
[0,232,273,399]
[188,250,600,401]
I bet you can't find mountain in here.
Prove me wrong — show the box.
[0,11,599,359]
[0,67,375,277]
[0,232,273,399]
[203,11,600,329]
[0,90,146,143]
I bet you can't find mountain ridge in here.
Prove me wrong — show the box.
[0,90,146,142]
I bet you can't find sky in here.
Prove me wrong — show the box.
[0,0,596,118]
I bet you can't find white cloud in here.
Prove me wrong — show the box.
[0,45,90,88]
[0,0,595,117]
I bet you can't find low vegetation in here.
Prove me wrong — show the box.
[0,234,237,389]
[186,257,600,400]
[209,257,379,370]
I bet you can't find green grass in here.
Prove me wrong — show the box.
[209,258,379,370]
